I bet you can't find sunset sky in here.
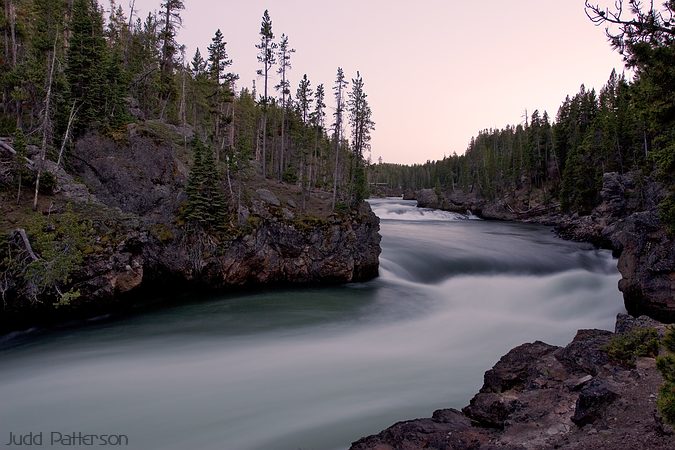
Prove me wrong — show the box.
[130,0,627,164]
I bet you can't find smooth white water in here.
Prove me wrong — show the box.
[0,198,624,450]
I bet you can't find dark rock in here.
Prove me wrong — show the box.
[463,393,522,429]
[415,188,442,209]
[71,128,187,221]
[480,341,559,393]
[402,190,416,200]
[555,329,612,376]
[571,379,620,426]
[615,313,666,335]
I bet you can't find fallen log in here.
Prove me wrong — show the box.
[0,138,34,167]
[13,228,39,262]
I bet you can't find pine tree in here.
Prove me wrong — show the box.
[347,71,375,204]
[207,29,231,85]
[183,138,227,229]
[207,28,235,161]
[310,83,326,187]
[191,48,207,77]
[296,74,312,124]
[275,33,295,179]
[255,10,276,176]
[331,67,348,210]
[158,0,184,119]
[66,0,107,134]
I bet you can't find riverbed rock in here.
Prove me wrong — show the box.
[415,188,442,209]
[350,314,675,450]
[402,190,416,200]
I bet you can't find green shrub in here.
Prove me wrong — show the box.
[659,194,675,235]
[38,171,57,195]
[334,202,349,214]
[150,223,174,243]
[282,169,298,184]
[24,205,92,305]
[604,327,660,366]
[664,326,675,353]
[657,327,675,426]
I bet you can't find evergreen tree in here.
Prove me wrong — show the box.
[331,67,348,210]
[183,138,227,229]
[275,33,295,179]
[296,74,313,124]
[65,0,107,133]
[207,28,236,161]
[255,10,276,176]
[191,48,207,77]
[158,0,184,119]
[348,71,375,204]
[310,83,326,187]
[207,29,231,85]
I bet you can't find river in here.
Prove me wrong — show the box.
[0,198,624,450]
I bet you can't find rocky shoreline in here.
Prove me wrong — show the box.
[350,176,674,449]
[0,126,381,333]
[414,172,674,323]
[350,314,674,450]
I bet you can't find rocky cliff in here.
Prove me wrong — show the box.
[0,124,381,332]
[350,314,674,450]
[416,173,675,323]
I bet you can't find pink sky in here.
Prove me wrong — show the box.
[129,0,626,164]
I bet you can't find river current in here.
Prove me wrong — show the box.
[0,198,624,450]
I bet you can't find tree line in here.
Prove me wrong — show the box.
[0,1,376,224]
[371,0,673,225]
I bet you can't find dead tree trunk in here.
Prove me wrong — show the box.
[33,41,57,211]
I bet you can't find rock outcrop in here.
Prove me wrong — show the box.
[0,124,381,332]
[350,314,674,450]
[416,173,675,322]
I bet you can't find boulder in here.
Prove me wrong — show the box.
[571,379,620,426]
[256,188,281,207]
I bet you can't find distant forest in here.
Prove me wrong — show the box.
[0,0,374,217]
[372,1,673,222]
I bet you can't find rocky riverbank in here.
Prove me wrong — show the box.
[415,172,675,323]
[350,314,674,450]
[0,124,381,333]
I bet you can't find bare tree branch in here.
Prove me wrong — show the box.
[584,0,674,59]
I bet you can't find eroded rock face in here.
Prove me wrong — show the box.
[560,173,675,322]
[71,125,188,221]
[350,315,675,450]
[140,202,381,289]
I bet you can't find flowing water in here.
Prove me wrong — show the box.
[0,198,624,450]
